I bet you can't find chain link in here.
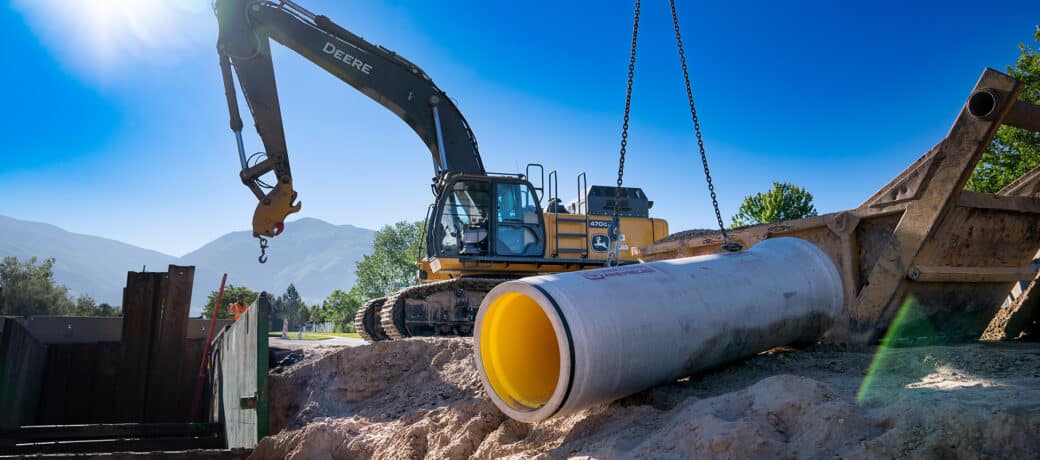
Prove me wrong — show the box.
[608,0,641,267]
[669,0,741,252]
[257,235,269,264]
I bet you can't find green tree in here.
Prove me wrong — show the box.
[96,303,120,317]
[70,295,118,317]
[352,221,424,300]
[272,284,306,330]
[73,295,97,316]
[306,303,325,323]
[200,284,258,320]
[0,257,74,316]
[321,288,362,332]
[967,27,1040,193]
[731,182,818,227]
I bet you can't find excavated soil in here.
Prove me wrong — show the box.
[255,339,1040,459]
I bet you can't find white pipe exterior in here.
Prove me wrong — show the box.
[473,237,844,423]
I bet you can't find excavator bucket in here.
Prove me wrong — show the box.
[252,181,301,238]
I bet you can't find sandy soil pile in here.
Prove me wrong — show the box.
[254,339,1040,459]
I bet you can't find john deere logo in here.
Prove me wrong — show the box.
[591,234,610,252]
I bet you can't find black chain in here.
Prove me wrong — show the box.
[257,235,269,264]
[669,0,741,252]
[608,0,641,267]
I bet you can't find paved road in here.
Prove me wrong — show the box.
[268,336,367,349]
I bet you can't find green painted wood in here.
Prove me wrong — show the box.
[255,293,269,441]
[215,292,270,448]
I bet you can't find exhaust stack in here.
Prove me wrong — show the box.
[474,237,844,423]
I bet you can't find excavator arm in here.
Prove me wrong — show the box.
[215,0,484,238]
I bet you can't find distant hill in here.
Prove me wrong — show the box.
[0,215,374,316]
[181,217,374,310]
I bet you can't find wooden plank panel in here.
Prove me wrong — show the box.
[38,345,72,424]
[6,435,223,455]
[143,272,169,420]
[147,266,195,422]
[179,338,206,422]
[35,347,60,424]
[62,345,97,424]
[908,265,1040,283]
[116,271,161,422]
[916,207,1040,268]
[1,422,220,440]
[960,190,1040,212]
[998,164,1040,196]
[0,319,47,428]
[90,342,121,423]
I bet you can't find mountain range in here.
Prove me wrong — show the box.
[0,215,375,316]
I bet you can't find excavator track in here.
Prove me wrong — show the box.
[355,297,390,343]
[379,277,510,339]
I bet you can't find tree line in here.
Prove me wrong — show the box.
[0,257,120,317]
[199,220,424,333]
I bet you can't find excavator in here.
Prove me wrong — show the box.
[214,0,670,342]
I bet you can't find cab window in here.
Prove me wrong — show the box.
[494,183,544,256]
[436,181,490,256]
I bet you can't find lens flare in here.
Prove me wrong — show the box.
[856,296,937,404]
[12,0,209,74]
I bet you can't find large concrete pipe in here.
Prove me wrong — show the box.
[474,237,843,423]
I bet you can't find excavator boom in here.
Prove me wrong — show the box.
[215,0,484,236]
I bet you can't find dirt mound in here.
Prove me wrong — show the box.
[254,339,1040,459]
[261,339,501,459]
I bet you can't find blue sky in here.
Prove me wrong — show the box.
[1,0,1037,256]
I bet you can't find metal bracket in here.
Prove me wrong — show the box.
[240,395,257,410]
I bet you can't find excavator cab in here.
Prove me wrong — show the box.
[430,175,546,259]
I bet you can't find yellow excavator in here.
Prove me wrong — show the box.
[214,0,674,341]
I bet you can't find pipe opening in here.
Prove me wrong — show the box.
[967,89,999,120]
[478,292,561,410]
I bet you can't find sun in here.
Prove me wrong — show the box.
[78,1,161,55]
[13,0,210,73]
